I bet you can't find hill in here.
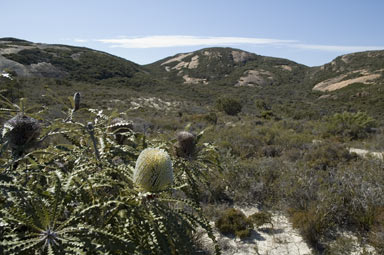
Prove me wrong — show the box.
[1,38,384,121]
[310,50,384,92]
[1,38,384,254]
[145,47,308,87]
[0,37,142,81]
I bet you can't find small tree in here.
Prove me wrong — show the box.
[216,96,242,116]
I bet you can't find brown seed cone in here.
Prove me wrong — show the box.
[175,131,196,158]
[73,92,81,111]
[5,114,41,151]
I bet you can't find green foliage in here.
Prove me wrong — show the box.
[369,207,384,253]
[215,96,242,116]
[215,208,253,239]
[248,211,273,228]
[172,130,224,204]
[260,110,275,120]
[324,111,376,140]
[3,46,140,82]
[0,77,23,105]
[2,40,384,253]
[0,95,220,255]
[304,142,356,170]
[290,206,330,250]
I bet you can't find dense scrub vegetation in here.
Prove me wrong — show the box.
[1,43,384,253]
[0,92,221,254]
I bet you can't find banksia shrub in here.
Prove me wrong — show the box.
[108,117,133,144]
[175,131,196,158]
[133,148,173,192]
[2,113,40,155]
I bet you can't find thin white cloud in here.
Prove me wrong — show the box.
[292,43,384,52]
[90,35,384,53]
[74,38,89,43]
[95,35,296,48]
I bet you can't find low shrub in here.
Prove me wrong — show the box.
[369,207,384,253]
[290,206,330,251]
[215,208,253,239]
[323,111,376,140]
[248,211,273,228]
[303,142,357,170]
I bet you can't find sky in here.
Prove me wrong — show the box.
[1,0,384,66]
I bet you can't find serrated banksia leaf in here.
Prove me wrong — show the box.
[108,117,133,144]
[133,148,173,192]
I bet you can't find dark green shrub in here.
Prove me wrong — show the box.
[304,142,356,170]
[290,206,330,250]
[260,110,274,120]
[248,211,273,228]
[324,111,376,140]
[215,97,242,116]
[215,208,253,239]
[0,76,23,104]
[369,207,384,253]
[204,112,218,124]
[255,99,269,110]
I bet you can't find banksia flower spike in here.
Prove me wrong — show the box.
[73,92,81,112]
[175,131,196,158]
[3,113,41,156]
[133,148,173,192]
[86,122,100,161]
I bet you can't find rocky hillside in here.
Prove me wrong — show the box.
[309,51,384,92]
[0,37,142,81]
[145,47,308,87]
[1,38,383,95]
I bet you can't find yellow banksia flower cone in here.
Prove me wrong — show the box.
[133,148,173,192]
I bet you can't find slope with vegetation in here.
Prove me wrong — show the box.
[1,38,384,254]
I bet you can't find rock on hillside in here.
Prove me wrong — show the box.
[0,37,142,81]
[310,50,384,92]
[145,47,308,87]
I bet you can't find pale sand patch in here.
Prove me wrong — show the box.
[341,54,352,64]
[279,65,293,71]
[198,206,312,255]
[349,148,384,160]
[129,97,181,111]
[0,45,35,55]
[161,53,199,70]
[188,55,199,69]
[161,53,193,65]
[199,206,378,254]
[231,50,251,63]
[313,73,381,91]
[173,61,190,70]
[313,69,383,91]
[203,51,212,56]
[182,74,208,84]
[235,69,273,87]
